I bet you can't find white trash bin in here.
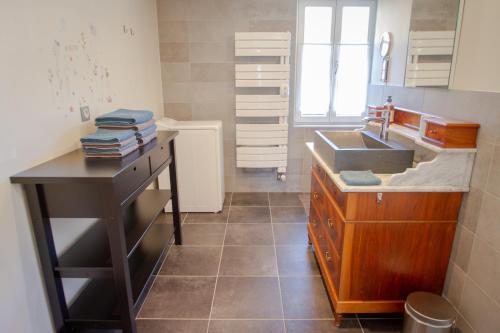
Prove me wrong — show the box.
[156,118,224,213]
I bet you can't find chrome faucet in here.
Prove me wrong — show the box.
[363,110,391,141]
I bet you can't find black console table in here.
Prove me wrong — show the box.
[11,131,181,333]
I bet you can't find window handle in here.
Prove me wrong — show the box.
[334,61,339,75]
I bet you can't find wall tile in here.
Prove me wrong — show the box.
[188,0,236,21]
[158,21,189,42]
[476,192,500,253]
[189,43,232,63]
[459,278,500,333]
[164,103,192,120]
[468,237,500,305]
[162,63,190,82]
[457,187,484,233]
[191,83,233,103]
[469,140,494,190]
[450,225,474,272]
[485,145,500,197]
[160,42,190,62]
[443,263,465,308]
[455,314,476,333]
[190,63,234,82]
[163,82,192,103]
[253,0,297,20]
[157,0,190,21]
[248,20,296,34]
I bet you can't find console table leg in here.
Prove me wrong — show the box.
[334,312,344,327]
[25,184,70,332]
[169,140,182,245]
[102,191,137,333]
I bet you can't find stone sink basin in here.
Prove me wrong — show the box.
[314,130,415,174]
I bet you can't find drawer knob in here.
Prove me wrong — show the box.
[133,166,137,172]
[430,129,438,134]
[327,218,334,229]
[324,251,332,262]
[313,192,319,200]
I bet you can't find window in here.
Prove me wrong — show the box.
[295,0,376,124]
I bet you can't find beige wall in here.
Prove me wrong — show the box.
[368,84,500,333]
[157,0,314,192]
[0,0,163,331]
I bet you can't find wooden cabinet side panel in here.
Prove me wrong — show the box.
[343,222,456,301]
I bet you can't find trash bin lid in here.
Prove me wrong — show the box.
[405,292,457,327]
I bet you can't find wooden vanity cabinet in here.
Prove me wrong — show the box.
[308,162,462,326]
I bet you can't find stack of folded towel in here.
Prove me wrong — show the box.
[95,109,157,146]
[80,129,138,158]
[80,109,157,158]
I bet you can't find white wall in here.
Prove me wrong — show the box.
[0,1,163,331]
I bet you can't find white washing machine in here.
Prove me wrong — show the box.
[156,118,224,213]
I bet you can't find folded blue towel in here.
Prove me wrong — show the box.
[95,109,154,125]
[83,140,138,154]
[80,129,135,144]
[339,170,382,186]
[135,124,157,138]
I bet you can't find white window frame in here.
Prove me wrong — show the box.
[294,0,377,125]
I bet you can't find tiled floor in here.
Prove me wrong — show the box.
[137,192,403,333]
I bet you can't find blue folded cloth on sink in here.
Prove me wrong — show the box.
[340,170,382,186]
[80,129,135,144]
[95,109,154,125]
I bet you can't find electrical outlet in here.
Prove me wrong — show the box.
[80,106,90,122]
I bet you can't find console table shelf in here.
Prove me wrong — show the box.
[11,131,181,333]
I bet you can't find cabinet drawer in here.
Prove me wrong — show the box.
[323,198,344,255]
[312,159,326,181]
[325,176,347,215]
[424,122,446,145]
[309,206,327,250]
[115,157,150,201]
[310,170,325,213]
[150,141,171,173]
[322,233,341,290]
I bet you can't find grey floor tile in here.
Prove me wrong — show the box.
[160,246,221,276]
[280,276,334,319]
[223,192,232,206]
[276,245,320,276]
[269,192,303,206]
[228,206,271,223]
[138,277,216,319]
[137,319,208,333]
[285,319,362,333]
[271,206,307,223]
[219,246,277,276]
[231,192,269,206]
[182,224,226,245]
[184,206,228,224]
[225,224,274,245]
[273,223,309,245]
[358,319,403,332]
[208,320,285,333]
[211,277,283,319]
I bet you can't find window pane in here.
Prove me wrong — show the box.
[304,6,333,44]
[334,45,369,116]
[340,6,370,44]
[299,44,332,117]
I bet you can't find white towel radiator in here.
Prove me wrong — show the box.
[405,30,456,87]
[234,32,291,181]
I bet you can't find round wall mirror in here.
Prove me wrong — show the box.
[380,32,392,58]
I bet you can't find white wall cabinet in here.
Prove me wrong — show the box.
[450,0,500,93]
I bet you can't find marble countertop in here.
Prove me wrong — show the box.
[306,124,474,193]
